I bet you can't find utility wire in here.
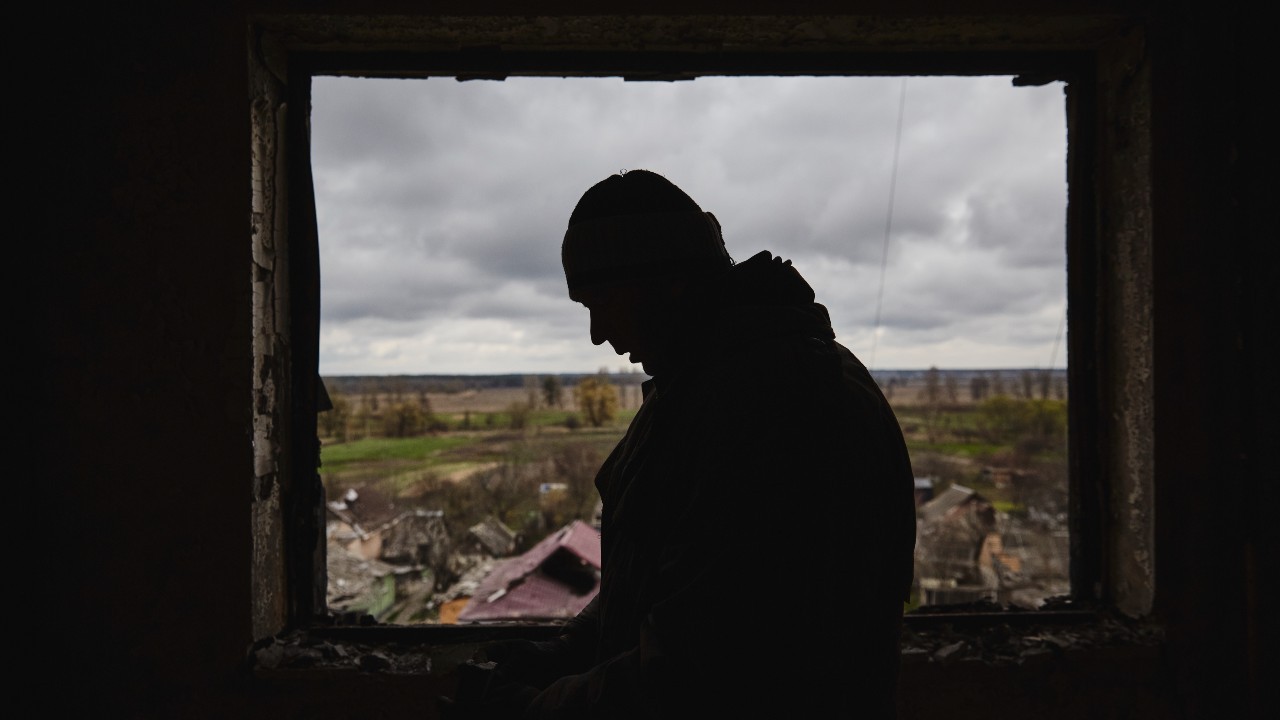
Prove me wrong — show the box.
[1048,309,1066,370]
[868,77,908,371]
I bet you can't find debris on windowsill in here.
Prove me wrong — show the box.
[900,600,1166,666]
[250,599,1166,676]
[250,628,435,675]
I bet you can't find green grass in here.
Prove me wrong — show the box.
[320,422,632,511]
[320,435,472,470]
[436,407,639,431]
[318,418,633,492]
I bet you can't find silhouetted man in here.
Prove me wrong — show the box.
[441,169,916,719]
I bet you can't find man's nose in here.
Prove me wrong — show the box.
[589,310,608,346]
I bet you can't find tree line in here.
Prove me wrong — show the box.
[319,371,625,442]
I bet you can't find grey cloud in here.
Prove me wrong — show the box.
[964,181,1067,267]
[320,248,480,323]
[457,281,567,320]
[311,75,1069,373]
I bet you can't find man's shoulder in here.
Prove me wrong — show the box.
[672,336,857,415]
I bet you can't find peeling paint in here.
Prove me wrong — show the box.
[250,31,291,641]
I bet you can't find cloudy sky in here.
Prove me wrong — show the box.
[311,74,1067,377]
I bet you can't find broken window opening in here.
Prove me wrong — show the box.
[307,74,1073,626]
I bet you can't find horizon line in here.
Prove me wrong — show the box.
[320,366,1070,377]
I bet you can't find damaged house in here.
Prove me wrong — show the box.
[915,484,999,605]
[915,483,1070,608]
[457,520,602,624]
[325,489,453,622]
[427,516,522,623]
[463,515,519,558]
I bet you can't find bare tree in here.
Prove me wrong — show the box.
[990,371,1007,398]
[388,376,408,404]
[533,442,605,530]
[320,392,351,442]
[542,375,563,408]
[553,443,603,520]
[970,376,990,402]
[1019,370,1036,399]
[523,374,541,409]
[575,374,619,427]
[382,401,425,438]
[944,372,960,406]
[923,366,943,443]
[466,460,533,539]
[506,401,532,430]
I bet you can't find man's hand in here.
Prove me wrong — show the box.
[474,637,574,688]
[437,679,539,720]
[438,657,543,719]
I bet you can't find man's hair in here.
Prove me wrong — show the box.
[562,170,732,295]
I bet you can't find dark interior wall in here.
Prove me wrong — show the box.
[1147,4,1270,718]
[37,4,258,717]
[33,2,1268,718]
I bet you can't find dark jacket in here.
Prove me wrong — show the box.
[528,251,917,719]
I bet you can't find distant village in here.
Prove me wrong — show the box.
[326,467,1070,624]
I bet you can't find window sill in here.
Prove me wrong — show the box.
[251,622,563,677]
[902,599,1164,666]
[250,602,1164,679]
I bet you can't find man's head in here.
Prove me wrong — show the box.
[561,170,732,373]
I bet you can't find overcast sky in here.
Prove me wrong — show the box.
[311,74,1067,377]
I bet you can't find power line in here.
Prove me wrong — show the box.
[1048,309,1066,370]
[868,77,908,371]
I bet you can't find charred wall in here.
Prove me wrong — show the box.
[33,2,1269,719]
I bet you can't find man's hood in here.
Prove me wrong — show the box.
[653,250,836,378]
[710,250,836,346]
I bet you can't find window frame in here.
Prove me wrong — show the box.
[249,14,1154,642]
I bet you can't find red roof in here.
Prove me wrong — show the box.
[457,520,601,623]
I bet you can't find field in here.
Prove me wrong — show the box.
[321,418,628,490]
[420,386,646,414]
[320,371,1068,517]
